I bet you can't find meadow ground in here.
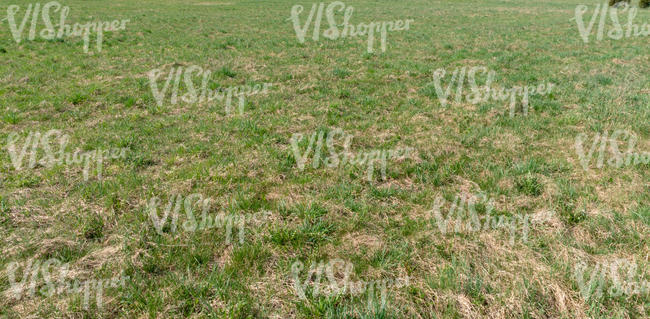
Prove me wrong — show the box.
[0,0,649,318]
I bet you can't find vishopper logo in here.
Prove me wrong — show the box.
[147,64,272,115]
[574,129,649,171]
[290,128,415,181]
[5,257,129,310]
[574,258,649,301]
[572,3,649,43]
[290,259,409,311]
[3,1,130,53]
[289,1,414,53]
[146,193,272,243]
[427,192,537,244]
[430,66,555,117]
[5,129,128,181]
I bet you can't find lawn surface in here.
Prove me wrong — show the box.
[0,0,649,318]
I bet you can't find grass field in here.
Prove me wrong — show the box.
[0,0,649,318]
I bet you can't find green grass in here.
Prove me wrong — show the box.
[1,0,649,318]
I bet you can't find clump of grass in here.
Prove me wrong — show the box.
[83,214,105,240]
[218,66,237,78]
[556,179,587,226]
[269,227,301,247]
[333,68,351,79]
[2,111,19,124]
[119,96,137,107]
[594,74,612,86]
[69,92,89,105]
[609,0,629,6]
[226,243,271,276]
[515,174,543,196]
